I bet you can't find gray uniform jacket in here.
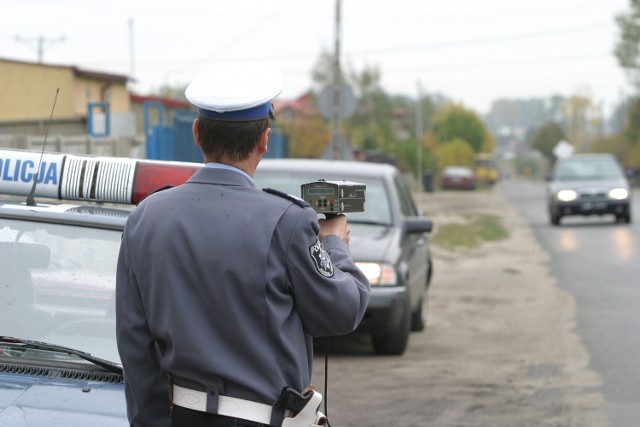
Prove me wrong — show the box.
[116,166,371,427]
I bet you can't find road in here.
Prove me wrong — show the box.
[312,182,616,427]
[500,179,640,427]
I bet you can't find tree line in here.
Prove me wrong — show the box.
[153,0,640,184]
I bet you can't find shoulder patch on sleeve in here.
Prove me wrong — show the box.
[263,187,309,208]
[309,239,334,277]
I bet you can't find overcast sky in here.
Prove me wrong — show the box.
[0,0,633,116]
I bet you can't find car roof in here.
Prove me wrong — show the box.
[443,166,473,172]
[257,158,398,180]
[1,152,400,229]
[0,199,131,231]
[560,153,616,161]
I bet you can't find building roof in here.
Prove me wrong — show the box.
[0,57,129,84]
[72,67,128,84]
[273,92,319,117]
[130,93,189,109]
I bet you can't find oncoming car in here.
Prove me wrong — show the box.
[0,148,199,426]
[254,159,434,355]
[546,153,632,225]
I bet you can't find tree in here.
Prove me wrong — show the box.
[530,121,566,164]
[150,83,187,100]
[277,113,330,158]
[310,49,342,90]
[431,103,493,153]
[623,96,640,141]
[616,96,640,169]
[612,2,640,170]
[346,63,395,152]
[615,0,640,90]
[435,138,476,170]
[562,89,602,151]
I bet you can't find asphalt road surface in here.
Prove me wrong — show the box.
[500,178,640,427]
[313,183,614,427]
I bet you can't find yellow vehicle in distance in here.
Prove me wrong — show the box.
[474,153,499,186]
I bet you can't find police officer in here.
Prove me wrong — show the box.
[115,62,371,427]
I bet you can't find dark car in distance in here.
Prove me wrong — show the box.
[440,166,476,190]
[254,159,434,355]
[546,153,632,225]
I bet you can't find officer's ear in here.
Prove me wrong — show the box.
[193,119,202,148]
[257,127,270,155]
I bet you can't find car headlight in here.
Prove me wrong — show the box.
[608,188,629,200]
[556,189,577,202]
[355,262,397,286]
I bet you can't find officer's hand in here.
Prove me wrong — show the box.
[318,214,350,246]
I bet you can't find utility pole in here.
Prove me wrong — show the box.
[416,81,424,190]
[14,35,65,63]
[129,18,136,87]
[330,0,343,160]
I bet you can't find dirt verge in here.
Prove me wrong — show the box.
[318,188,608,427]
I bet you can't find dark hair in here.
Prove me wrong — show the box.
[196,116,271,162]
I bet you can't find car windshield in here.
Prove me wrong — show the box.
[254,171,392,225]
[554,157,624,181]
[0,219,121,365]
[445,167,473,177]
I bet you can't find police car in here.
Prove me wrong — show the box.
[0,148,429,426]
[0,148,199,426]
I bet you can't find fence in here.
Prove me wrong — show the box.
[0,134,145,158]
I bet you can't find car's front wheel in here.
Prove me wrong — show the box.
[549,209,561,226]
[616,212,632,224]
[372,302,411,355]
[411,289,428,332]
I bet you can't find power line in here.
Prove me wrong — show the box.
[348,21,614,56]
[160,0,298,80]
[47,20,615,69]
[384,51,616,75]
[14,35,66,63]
[133,20,615,76]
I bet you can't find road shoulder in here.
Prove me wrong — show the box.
[319,187,608,427]
[416,187,607,426]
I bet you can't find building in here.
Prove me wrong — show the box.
[0,57,130,136]
[0,58,196,159]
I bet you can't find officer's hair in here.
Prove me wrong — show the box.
[197,116,271,162]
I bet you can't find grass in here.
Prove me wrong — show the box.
[431,213,509,251]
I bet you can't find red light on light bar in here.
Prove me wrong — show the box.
[132,162,201,204]
[0,148,205,205]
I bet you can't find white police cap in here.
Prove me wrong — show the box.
[185,62,284,121]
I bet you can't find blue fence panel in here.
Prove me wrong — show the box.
[146,126,175,161]
[264,130,289,159]
[145,107,288,162]
[174,111,202,163]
